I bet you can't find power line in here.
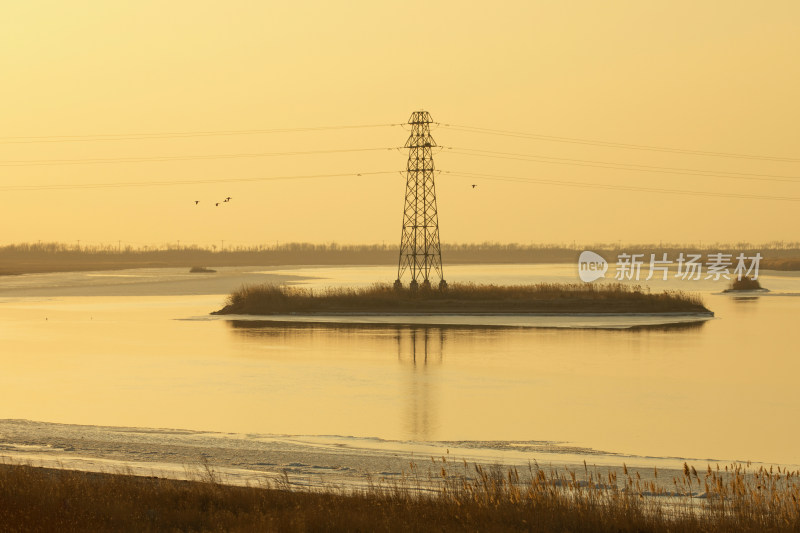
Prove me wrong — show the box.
[440,124,800,163]
[0,123,402,144]
[0,171,395,192]
[444,170,800,202]
[441,147,800,184]
[0,147,399,167]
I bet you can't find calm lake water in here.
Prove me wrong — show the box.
[1,264,799,470]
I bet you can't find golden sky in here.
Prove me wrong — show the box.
[1,1,798,247]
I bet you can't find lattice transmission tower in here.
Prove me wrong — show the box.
[394,110,447,291]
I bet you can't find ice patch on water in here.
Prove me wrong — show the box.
[2,419,798,496]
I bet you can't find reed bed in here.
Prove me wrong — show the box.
[215,282,709,315]
[1,459,798,532]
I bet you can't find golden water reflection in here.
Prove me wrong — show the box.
[228,322,448,441]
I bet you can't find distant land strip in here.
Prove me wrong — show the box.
[1,242,799,276]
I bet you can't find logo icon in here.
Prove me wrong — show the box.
[578,251,608,282]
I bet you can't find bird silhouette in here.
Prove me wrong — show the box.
[471,184,477,188]
[225,196,232,202]
[194,200,200,205]
[215,202,220,207]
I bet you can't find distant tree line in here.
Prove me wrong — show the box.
[2,241,799,273]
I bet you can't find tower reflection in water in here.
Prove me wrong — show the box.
[225,321,447,441]
[395,326,444,440]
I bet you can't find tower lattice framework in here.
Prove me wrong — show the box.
[395,110,446,290]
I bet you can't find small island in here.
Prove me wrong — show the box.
[722,276,768,293]
[189,266,217,273]
[212,282,711,316]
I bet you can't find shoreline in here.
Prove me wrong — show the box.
[2,423,799,532]
[221,310,715,317]
[3,418,793,493]
[0,461,781,532]
[220,313,714,331]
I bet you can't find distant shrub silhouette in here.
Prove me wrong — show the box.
[729,276,763,291]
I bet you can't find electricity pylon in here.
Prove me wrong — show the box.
[394,110,446,291]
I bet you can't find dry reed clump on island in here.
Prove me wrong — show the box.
[213,282,709,315]
[727,276,763,291]
[1,459,799,532]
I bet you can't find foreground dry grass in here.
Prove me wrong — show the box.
[215,282,709,315]
[2,460,798,532]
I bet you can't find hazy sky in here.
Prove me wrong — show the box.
[1,1,798,247]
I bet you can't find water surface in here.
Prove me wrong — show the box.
[1,264,798,468]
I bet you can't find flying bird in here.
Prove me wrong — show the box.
[194,200,200,205]
[471,184,477,188]
[215,202,220,207]
[225,197,232,202]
